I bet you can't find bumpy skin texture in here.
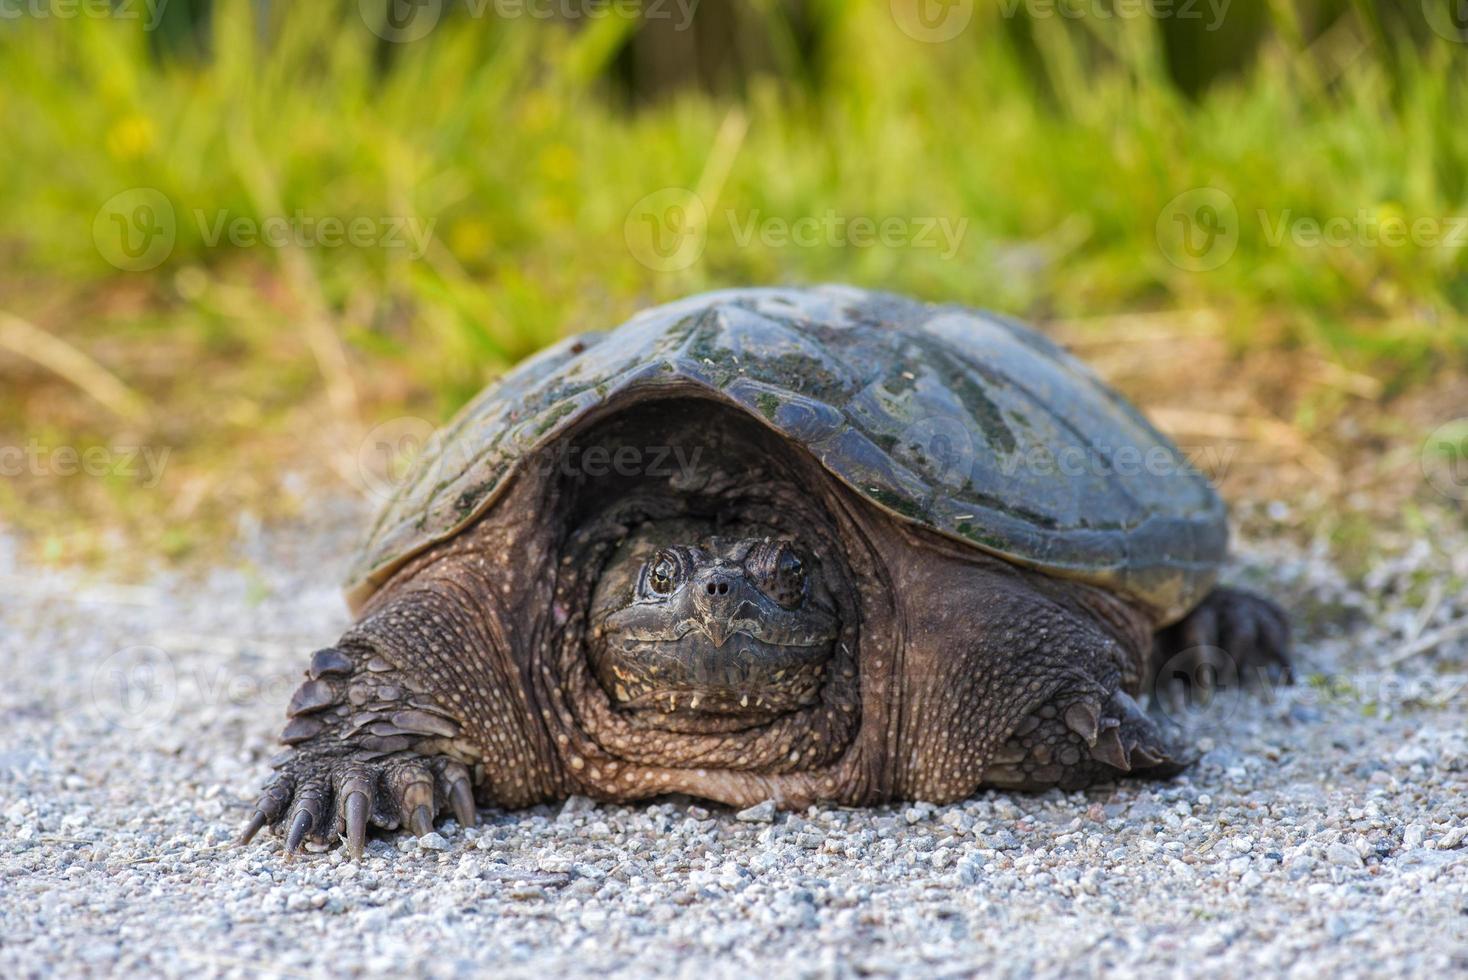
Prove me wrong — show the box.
[241,397,1290,857]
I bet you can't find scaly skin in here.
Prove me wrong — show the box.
[240,401,1291,857]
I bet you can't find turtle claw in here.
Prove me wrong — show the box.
[237,810,268,847]
[343,791,371,858]
[1064,702,1101,745]
[1087,687,1191,776]
[241,751,478,859]
[445,765,477,829]
[408,804,434,838]
[1090,727,1131,770]
[284,808,313,857]
[1131,740,1167,767]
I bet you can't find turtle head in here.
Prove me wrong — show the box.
[590,535,839,720]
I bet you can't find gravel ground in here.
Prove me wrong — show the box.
[2,500,1466,978]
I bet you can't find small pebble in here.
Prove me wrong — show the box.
[736,801,778,823]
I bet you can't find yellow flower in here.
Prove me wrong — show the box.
[538,143,579,183]
[449,219,493,260]
[106,115,155,161]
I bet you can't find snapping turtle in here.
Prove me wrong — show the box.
[240,286,1290,857]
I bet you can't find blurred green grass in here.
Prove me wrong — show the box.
[0,0,1465,558]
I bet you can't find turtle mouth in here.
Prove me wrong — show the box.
[597,632,833,716]
[620,616,836,650]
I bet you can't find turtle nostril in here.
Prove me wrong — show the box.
[704,578,732,596]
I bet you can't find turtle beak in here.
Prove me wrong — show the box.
[700,617,734,648]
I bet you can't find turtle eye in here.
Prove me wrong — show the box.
[647,553,679,596]
[778,549,804,584]
[752,541,807,609]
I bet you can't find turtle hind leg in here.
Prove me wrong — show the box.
[1151,586,1294,694]
[982,687,1195,792]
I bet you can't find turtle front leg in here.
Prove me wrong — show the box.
[982,685,1193,792]
[238,642,479,858]
[238,569,562,857]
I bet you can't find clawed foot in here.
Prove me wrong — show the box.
[237,645,478,859]
[987,686,1192,791]
[1153,586,1294,691]
[1074,687,1193,778]
[238,752,476,859]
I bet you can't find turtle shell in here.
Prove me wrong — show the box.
[347,286,1226,622]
